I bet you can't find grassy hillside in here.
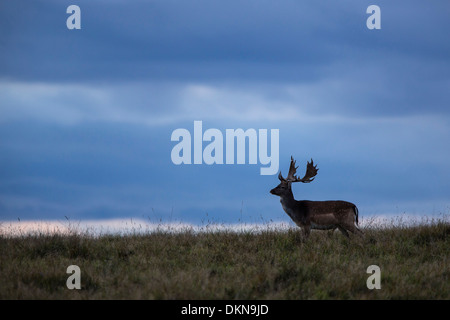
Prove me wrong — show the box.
[0,220,449,299]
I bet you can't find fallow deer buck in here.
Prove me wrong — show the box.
[270,157,363,239]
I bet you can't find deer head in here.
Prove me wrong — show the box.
[270,157,318,197]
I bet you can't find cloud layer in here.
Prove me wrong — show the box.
[0,1,449,223]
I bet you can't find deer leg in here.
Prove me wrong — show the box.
[337,225,350,238]
[355,226,364,236]
[341,223,364,237]
[327,227,337,237]
[342,209,364,237]
[352,225,364,237]
[302,225,311,240]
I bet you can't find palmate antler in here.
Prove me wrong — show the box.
[278,156,318,183]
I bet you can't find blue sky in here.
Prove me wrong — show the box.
[1,0,449,224]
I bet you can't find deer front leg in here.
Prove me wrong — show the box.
[302,224,311,240]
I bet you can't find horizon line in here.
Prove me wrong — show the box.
[1,213,448,237]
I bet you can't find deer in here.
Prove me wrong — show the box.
[270,157,363,239]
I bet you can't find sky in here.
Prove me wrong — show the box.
[0,0,449,226]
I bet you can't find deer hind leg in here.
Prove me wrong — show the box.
[352,225,364,237]
[337,225,350,238]
[340,209,364,237]
[327,226,337,237]
[341,222,364,237]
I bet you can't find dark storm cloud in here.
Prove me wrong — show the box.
[1,0,332,81]
[1,1,449,223]
[1,0,449,117]
[1,1,448,78]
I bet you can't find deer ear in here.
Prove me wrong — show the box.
[278,172,285,181]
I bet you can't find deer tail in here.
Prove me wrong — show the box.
[353,205,359,225]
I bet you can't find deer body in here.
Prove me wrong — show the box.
[271,157,362,238]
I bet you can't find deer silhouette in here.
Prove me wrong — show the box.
[270,157,363,239]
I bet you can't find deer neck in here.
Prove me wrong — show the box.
[279,189,308,224]
[279,189,296,213]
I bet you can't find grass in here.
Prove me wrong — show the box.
[0,217,449,299]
